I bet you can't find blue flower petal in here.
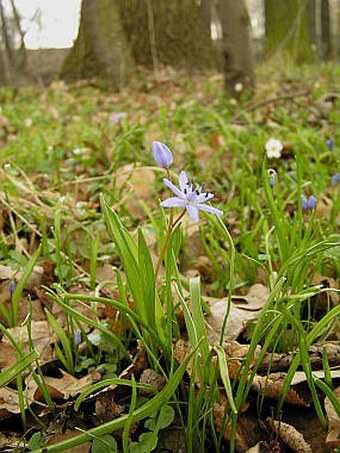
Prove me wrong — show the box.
[186,204,199,222]
[197,204,223,216]
[195,192,214,203]
[179,171,189,191]
[160,197,186,208]
[163,178,186,199]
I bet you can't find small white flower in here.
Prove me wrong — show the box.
[73,148,87,155]
[265,138,283,159]
[234,83,243,92]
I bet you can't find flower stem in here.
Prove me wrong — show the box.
[155,209,186,280]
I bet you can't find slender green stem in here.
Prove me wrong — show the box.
[166,168,174,229]
[155,209,186,280]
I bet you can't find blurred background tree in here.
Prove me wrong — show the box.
[0,0,26,83]
[265,0,313,64]
[60,0,134,88]
[0,0,338,89]
[218,0,255,96]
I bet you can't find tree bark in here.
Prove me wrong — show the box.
[10,0,26,71]
[320,0,331,59]
[61,0,135,89]
[200,0,212,36]
[118,0,219,69]
[306,0,317,58]
[0,0,15,74]
[0,49,6,84]
[217,0,255,96]
[265,0,312,64]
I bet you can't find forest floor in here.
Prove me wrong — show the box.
[0,63,339,452]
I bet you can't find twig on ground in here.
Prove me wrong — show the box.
[232,89,311,123]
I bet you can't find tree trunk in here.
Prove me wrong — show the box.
[10,0,26,71]
[118,0,219,69]
[265,0,312,64]
[334,0,340,60]
[0,0,15,76]
[0,49,6,85]
[306,0,317,59]
[320,0,331,59]
[217,0,255,96]
[61,0,134,89]
[200,0,212,36]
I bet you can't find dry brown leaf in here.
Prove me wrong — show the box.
[252,373,309,406]
[0,387,22,419]
[213,403,260,452]
[244,444,261,453]
[325,386,340,447]
[46,429,91,453]
[96,395,125,424]
[259,342,340,373]
[266,418,313,452]
[224,341,261,380]
[232,284,269,311]
[0,264,15,280]
[205,285,268,344]
[27,369,101,402]
[291,368,340,386]
[173,339,198,382]
[139,368,166,396]
[315,195,334,220]
[115,163,157,219]
[0,321,54,369]
[132,340,149,374]
[0,433,24,451]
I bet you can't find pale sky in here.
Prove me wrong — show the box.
[4,0,82,49]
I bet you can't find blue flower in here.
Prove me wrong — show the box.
[326,139,334,150]
[9,280,15,294]
[331,173,340,186]
[109,112,127,124]
[268,169,276,187]
[160,170,223,222]
[152,141,173,168]
[74,330,82,346]
[302,195,316,211]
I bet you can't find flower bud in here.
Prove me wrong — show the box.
[9,280,15,294]
[331,173,340,186]
[152,141,173,168]
[308,195,316,210]
[326,139,334,150]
